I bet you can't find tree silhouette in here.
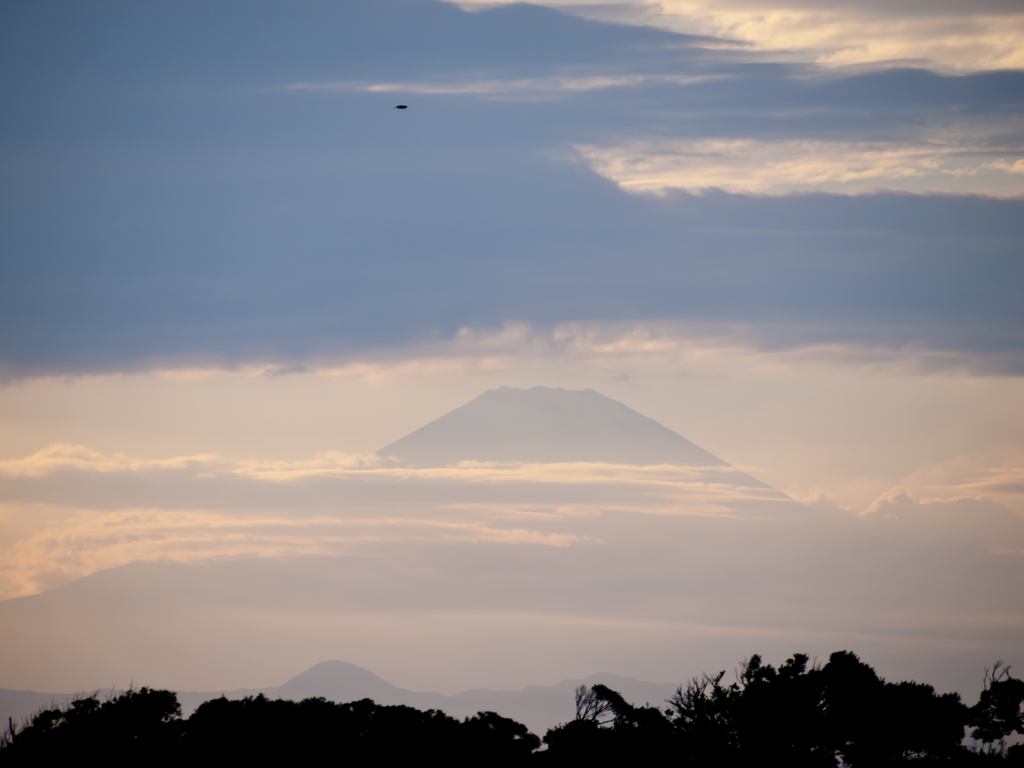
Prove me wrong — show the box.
[970,662,1024,760]
[3,651,1023,765]
[461,710,541,762]
[554,651,1001,766]
[544,682,674,761]
[574,684,612,724]
[0,687,182,765]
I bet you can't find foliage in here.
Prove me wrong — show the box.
[543,651,1024,766]
[1,688,538,766]
[0,686,182,764]
[969,662,1024,762]
[2,651,1022,766]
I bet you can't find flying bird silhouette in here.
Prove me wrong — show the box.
[395,105,407,109]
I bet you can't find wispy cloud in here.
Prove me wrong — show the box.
[658,1,1024,70]
[0,444,223,478]
[454,0,1024,71]
[576,137,1024,196]
[0,443,774,492]
[861,488,1024,553]
[284,322,1024,380]
[18,319,1014,391]
[889,449,1024,516]
[7,439,1022,603]
[286,73,721,97]
[0,504,585,601]
[800,447,1024,552]
[0,442,791,600]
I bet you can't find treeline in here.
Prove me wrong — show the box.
[2,651,1022,766]
[547,652,1023,766]
[0,692,539,766]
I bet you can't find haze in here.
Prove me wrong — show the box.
[0,0,1022,716]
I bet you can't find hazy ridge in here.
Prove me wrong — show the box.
[1,660,678,736]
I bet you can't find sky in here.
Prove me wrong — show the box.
[0,0,1023,698]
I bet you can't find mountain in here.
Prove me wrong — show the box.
[378,386,728,467]
[265,661,678,732]
[3,660,678,737]
[274,660,404,703]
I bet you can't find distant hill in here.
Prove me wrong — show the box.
[378,386,728,467]
[2,660,678,737]
[263,660,678,733]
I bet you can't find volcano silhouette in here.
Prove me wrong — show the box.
[378,386,727,467]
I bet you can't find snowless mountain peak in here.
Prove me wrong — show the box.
[378,385,727,467]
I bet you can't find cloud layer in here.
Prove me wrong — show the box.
[3,439,1022,603]
[1,0,1022,376]
[458,0,1024,70]
[578,136,1024,195]
[1,438,1021,696]
[0,443,790,599]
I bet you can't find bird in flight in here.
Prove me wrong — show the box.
[395,105,408,109]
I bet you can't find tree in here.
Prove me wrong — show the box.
[460,710,541,762]
[0,687,182,765]
[970,662,1024,760]
[574,684,612,724]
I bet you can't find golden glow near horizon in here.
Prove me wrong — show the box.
[2,326,1022,603]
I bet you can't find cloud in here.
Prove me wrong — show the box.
[861,487,1024,553]
[0,444,223,478]
[659,0,1024,70]
[291,75,642,96]
[262,321,1024,379]
[286,72,726,98]
[797,489,859,517]
[795,448,1024,543]
[889,450,1024,516]
[0,503,586,601]
[8,439,1023,604]
[0,442,773,487]
[576,137,1024,195]
[4,470,1023,697]
[1,0,1022,379]
[985,159,1024,174]
[8,316,1022,406]
[455,0,1024,70]
[0,442,798,599]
